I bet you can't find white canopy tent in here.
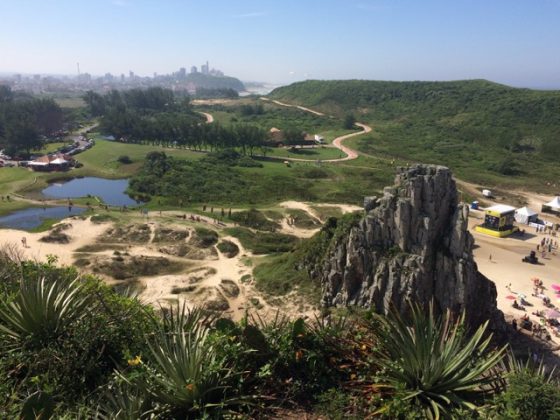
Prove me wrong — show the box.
[542,197,560,214]
[515,206,538,224]
[50,158,68,165]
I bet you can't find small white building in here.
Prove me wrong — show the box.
[314,134,325,144]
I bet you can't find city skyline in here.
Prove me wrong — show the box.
[1,0,560,89]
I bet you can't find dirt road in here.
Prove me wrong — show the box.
[259,97,372,163]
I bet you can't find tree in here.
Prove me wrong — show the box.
[343,113,356,129]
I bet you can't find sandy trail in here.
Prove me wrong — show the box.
[0,218,108,265]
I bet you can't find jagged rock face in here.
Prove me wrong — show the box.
[319,165,504,330]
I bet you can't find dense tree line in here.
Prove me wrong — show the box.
[84,88,269,155]
[0,85,64,156]
[195,87,239,99]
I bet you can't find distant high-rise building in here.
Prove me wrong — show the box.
[190,66,198,73]
[179,67,186,78]
[129,70,135,79]
[104,73,114,82]
[201,61,209,75]
[120,74,125,83]
[153,72,157,79]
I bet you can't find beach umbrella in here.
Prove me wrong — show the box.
[505,295,516,300]
[552,284,560,290]
[546,310,560,319]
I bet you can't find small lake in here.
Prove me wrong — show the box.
[0,206,86,230]
[42,177,139,207]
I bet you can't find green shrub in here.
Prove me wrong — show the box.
[117,155,132,164]
[216,240,240,258]
[372,303,506,418]
[119,306,243,418]
[229,208,279,232]
[225,227,299,254]
[193,227,218,248]
[490,371,560,419]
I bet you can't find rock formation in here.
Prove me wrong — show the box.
[318,164,504,330]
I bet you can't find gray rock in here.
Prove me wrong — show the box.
[317,164,505,331]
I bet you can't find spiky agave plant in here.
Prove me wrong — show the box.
[121,304,239,417]
[373,302,506,419]
[0,276,92,350]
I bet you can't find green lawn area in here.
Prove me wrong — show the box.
[33,142,70,155]
[0,167,38,215]
[73,137,204,179]
[264,146,346,160]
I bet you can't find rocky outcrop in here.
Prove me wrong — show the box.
[318,165,504,330]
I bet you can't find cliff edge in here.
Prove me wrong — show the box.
[318,164,505,330]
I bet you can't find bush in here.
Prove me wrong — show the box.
[117,155,132,164]
[216,240,240,258]
[225,227,299,254]
[490,371,560,419]
[229,208,279,232]
[372,303,506,418]
[0,252,156,415]
[193,227,218,248]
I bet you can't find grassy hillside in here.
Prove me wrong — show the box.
[270,80,560,190]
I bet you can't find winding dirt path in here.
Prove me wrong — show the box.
[198,111,214,123]
[259,97,372,163]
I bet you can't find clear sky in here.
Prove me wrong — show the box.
[1,0,560,88]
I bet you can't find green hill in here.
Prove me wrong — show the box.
[186,72,245,91]
[269,80,560,189]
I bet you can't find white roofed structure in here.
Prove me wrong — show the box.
[514,206,538,224]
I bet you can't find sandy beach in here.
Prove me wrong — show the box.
[470,209,560,349]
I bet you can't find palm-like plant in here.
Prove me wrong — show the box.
[373,302,506,419]
[0,276,92,350]
[122,305,238,417]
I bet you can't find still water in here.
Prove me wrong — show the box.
[42,177,139,207]
[0,206,86,230]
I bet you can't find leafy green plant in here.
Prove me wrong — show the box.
[0,277,92,350]
[120,305,242,417]
[373,303,506,419]
[486,350,560,420]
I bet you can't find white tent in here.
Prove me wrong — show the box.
[515,207,538,224]
[545,197,560,210]
[50,158,68,165]
[542,196,560,214]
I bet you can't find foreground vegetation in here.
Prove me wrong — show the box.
[1,248,559,419]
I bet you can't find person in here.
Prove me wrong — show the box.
[512,319,517,331]
[512,300,519,309]
[21,237,27,248]
[489,254,492,261]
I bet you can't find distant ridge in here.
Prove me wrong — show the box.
[186,72,245,91]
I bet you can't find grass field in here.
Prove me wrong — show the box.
[33,142,71,155]
[264,146,346,160]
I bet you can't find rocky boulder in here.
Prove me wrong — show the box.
[318,164,505,331]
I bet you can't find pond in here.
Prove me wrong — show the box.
[42,177,139,207]
[0,206,86,230]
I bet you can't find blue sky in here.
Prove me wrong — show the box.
[1,0,559,88]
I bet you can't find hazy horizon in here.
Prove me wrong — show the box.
[2,0,560,89]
